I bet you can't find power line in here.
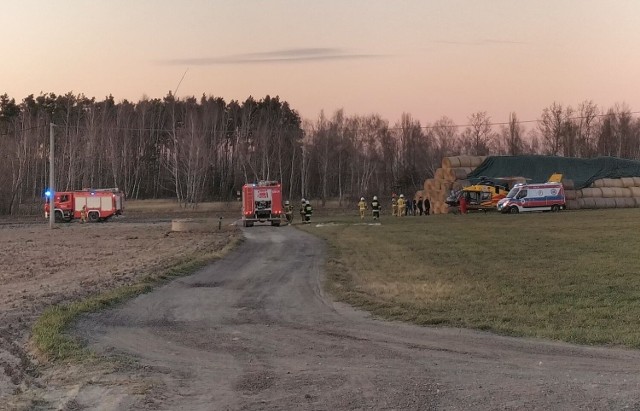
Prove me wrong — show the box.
[413,111,640,130]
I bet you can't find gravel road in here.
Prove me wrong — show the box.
[72,225,640,410]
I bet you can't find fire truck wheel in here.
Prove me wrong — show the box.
[271,221,280,227]
[88,212,100,223]
[243,221,253,227]
[54,211,64,222]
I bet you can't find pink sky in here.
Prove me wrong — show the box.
[3,1,640,126]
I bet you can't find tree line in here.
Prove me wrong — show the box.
[1,92,639,215]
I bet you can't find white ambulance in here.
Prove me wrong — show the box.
[497,182,565,214]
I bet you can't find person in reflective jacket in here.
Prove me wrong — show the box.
[303,200,313,224]
[370,196,381,220]
[358,197,367,219]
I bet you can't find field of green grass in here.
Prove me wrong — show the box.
[298,208,640,347]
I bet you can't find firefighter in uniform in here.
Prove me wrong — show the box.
[284,200,294,224]
[300,198,306,223]
[303,200,313,224]
[371,196,381,220]
[391,193,398,216]
[397,194,406,217]
[358,197,367,219]
[80,205,88,223]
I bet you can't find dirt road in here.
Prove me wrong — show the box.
[50,226,640,409]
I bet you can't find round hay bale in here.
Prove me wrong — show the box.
[469,156,486,167]
[443,169,456,182]
[424,178,435,191]
[442,157,461,169]
[600,178,613,187]
[619,187,632,198]
[580,188,602,198]
[440,180,453,195]
[414,190,424,200]
[591,179,605,188]
[449,167,470,180]
[171,218,222,233]
[562,179,575,190]
[431,201,441,214]
[633,198,640,207]
[600,187,616,198]
[603,178,624,188]
[565,190,577,200]
[621,177,635,187]
[623,197,636,208]
[435,168,445,180]
[565,200,580,210]
[435,189,447,202]
[614,198,627,208]
[455,156,470,167]
[578,198,596,209]
[633,177,640,186]
[629,187,640,197]
[604,198,617,208]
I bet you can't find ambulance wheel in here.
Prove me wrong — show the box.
[509,206,519,214]
[551,205,560,212]
[88,212,100,223]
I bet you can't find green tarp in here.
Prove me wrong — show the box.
[467,156,640,189]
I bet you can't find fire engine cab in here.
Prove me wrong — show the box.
[241,181,283,227]
[44,188,125,222]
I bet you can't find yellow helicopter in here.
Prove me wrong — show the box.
[445,176,529,212]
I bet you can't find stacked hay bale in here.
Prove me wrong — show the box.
[423,156,486,214]
[563,179,578,210]
[573,177,640,210]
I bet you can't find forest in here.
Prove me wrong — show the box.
[1,92,639,215]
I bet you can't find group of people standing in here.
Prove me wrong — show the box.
[390,193,430,216]
[358,196,382,220]
[283,199,313,224]
[358,193,430,219]
[283,193,431,224]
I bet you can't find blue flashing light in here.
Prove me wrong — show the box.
[44,190,52,198]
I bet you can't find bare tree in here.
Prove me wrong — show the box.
[538,102,574,156]
[460,111,493,155]
[573,100,599,157]
[497,112,525,155]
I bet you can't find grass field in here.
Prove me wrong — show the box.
[298,208,640,348]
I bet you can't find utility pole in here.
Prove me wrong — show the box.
[49,123,55,229]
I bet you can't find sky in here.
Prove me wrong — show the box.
[3,0,640,126]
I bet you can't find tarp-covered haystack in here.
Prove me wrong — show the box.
[468,155,640,210]
[468,156,640,189]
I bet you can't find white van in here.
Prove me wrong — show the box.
[497,182,565,214]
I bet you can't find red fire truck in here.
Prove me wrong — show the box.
[44,188,125,223]
[241,181,283,227]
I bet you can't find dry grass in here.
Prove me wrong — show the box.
[126,199,242,213]
[299,209,640,347]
